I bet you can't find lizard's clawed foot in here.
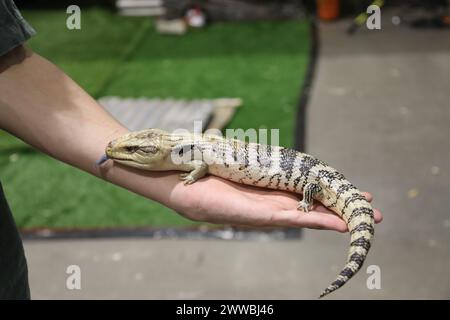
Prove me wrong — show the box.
[297,200,313,213]
[179,173,197,185]
[179,161,208,185]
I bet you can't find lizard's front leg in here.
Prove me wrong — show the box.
[179,160,208,185]
[297,182,322,212]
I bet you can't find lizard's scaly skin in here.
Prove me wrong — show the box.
[104,129,375,298]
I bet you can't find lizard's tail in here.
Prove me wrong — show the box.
[319,200,375,298]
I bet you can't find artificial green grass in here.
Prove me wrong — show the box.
[0,8,310,228]
[104,21,309,148]
[23,8,152,96]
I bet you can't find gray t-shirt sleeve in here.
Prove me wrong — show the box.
[0,0,36,56]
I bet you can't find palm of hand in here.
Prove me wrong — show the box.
[170,176,382,232]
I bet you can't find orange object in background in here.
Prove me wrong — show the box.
[317,0,340,21]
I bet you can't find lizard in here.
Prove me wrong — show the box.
[98,128,375,298]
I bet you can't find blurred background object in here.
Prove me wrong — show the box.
[346,0,450,34]
[116,0,165,16]
[163,0,306,22]
[98,97,242,132]
[317,0,340,21]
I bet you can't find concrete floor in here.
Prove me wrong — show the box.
[24,13,450,299]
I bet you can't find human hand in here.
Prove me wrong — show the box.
[168,175,383,232]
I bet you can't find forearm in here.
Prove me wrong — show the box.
[0,46,179,208]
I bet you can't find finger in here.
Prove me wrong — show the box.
[271,210,348,233]
[285,206,382,231]
[310,205,382,226]
[295,212,348,232]
[310,203,335,214]
[361,192,373,202]
[295,210,345,230]
[373,208,383,223]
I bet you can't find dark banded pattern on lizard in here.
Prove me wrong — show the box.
[103,129,375,298]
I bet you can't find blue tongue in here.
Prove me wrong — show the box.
[96,154,109,165]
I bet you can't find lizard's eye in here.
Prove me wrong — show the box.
[124,146,139,153]
[140,146,158,154]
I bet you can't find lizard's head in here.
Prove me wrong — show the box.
[105,129,170,170]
